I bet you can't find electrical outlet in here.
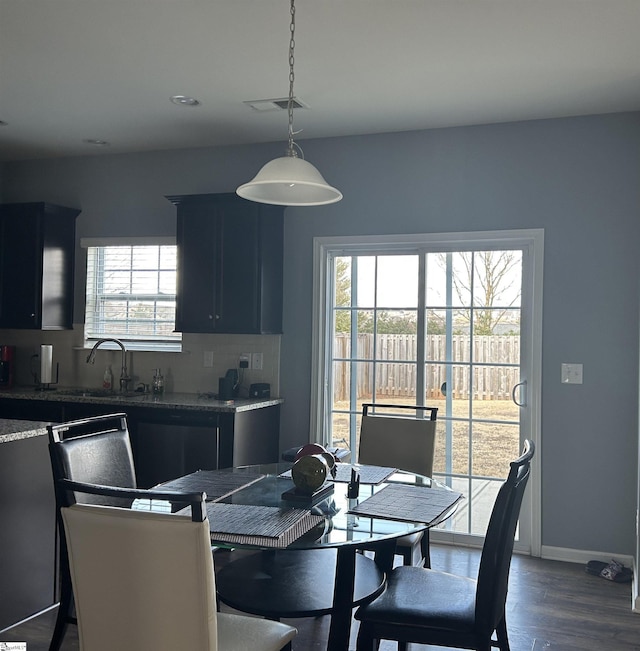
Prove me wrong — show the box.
[239,353,251,369]
[251,352,263,370]
[203,351,214,367]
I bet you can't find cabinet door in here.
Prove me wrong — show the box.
[215,198,261,333]
[173,193,283,334]
[0,203,78,330]
[0,207,41,328]
[176,200,221,332]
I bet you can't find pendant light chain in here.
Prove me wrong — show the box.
[287,0,297,156]
[235,0,342,205]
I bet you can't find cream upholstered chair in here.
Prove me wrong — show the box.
[59,480,297,651]
[358,403,438,567]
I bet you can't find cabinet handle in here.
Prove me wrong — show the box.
[208,314,213,320]
[215,314,220,320]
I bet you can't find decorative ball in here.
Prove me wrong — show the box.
[294,443,328,461]
[291,454,329,494]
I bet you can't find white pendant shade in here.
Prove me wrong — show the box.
[236,156,343,206]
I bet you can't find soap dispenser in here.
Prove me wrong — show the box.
[103,365,113,391]
[152,368,164,396]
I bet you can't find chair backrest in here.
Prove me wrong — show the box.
[358,403,438,477]
[48,413,137,507]
[475,439,535,634]
[59,481,215,651]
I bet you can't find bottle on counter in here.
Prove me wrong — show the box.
[152,368,164,396]
[103,365,113,391]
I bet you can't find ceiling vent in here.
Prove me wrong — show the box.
[243,97,309,112]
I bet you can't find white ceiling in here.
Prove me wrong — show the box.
[1,0,640,162]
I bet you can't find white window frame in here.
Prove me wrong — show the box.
[81,237,181,352]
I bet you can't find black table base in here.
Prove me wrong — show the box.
[216,547,386,619]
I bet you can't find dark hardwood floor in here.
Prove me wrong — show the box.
[3,544,639,650]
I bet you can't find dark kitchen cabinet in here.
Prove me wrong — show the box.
[168,193,284,334]
[0,202,80,329]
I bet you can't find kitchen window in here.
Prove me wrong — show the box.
[83,239,181,352]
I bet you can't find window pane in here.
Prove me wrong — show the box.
[376,309,417,338]
[376,328,417,362]
[334,257,351,307]
[103,271,130,292]
[131,246,158,269]
[433,419,470,476]
[355,257,375,307]
[472,251,522,308]
[131,271,159,293]
[373,362,417,403]
[376,256,418,308]
[471,422,520,478]
[158,270,177,294]
[160,246,176,268]
[426,252,472,307]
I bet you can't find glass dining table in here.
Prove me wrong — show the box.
[159,462,461,651]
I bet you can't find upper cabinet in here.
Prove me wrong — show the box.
[168,193,284,334]
[0,202,80,330]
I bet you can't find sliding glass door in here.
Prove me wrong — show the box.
[312,231,542,551]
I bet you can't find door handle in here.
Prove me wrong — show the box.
[512,380,527,407]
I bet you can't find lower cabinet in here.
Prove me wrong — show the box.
[0,432,56,631]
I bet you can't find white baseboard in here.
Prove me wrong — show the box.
[540,544,634,567]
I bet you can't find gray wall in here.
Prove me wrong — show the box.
[2,111,639,556]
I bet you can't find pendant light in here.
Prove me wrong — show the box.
[236,0,342,206]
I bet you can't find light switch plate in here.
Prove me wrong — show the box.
[561,363,583,384]
[203,351,214,367]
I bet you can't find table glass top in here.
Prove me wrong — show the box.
[205,462,458,550]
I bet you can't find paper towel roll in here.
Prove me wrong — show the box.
[40,345,53,384]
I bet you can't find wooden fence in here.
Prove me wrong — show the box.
[333,334,520,401]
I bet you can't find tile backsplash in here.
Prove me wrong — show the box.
[0,325,280,397]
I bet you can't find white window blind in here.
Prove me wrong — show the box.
[85,244,181,351]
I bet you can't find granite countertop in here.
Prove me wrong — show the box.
[0,419,49,444]
[0,387,283,414]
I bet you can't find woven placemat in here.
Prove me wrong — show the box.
[206,503,324,548]
[158,469,265,502]
[348,484,463,525]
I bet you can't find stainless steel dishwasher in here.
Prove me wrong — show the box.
[132,411,220,487]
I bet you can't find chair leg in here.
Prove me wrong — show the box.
[495,616,510,651]
[420,530,431,568]
[49,582,73,651]
[49,556,76,651]
[355,622,376,651]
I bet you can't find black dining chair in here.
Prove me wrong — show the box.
[47,412,138,651]
[358,403,438,567]
[355,439,535,651]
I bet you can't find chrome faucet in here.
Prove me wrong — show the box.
[86,338,131,392]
